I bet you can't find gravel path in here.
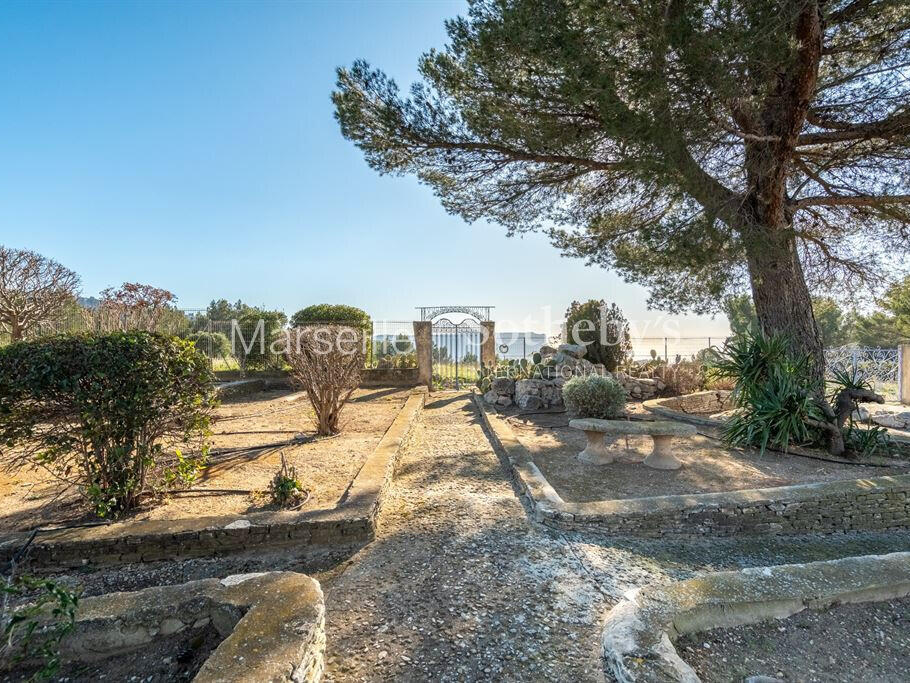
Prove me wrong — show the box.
[319,392,910,682]
[678,596,910,682]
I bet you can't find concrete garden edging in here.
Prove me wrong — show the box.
[474,394,910,537]
[0,389,426,570]
[8,571,326,682]
[601,551,910,682]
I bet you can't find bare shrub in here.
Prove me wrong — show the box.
[286,324,365,436]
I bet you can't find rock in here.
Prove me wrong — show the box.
[516,394,543,410]
[744,677,784,683]
[852,406,870,421]
[539,345,558,356]
[224,519,251,530]
[483,390,498,404]
[553,352,574,365]
[872,413,910,430]
[492,377,515,395]
[496,396,513,407]
[557,343,586,358]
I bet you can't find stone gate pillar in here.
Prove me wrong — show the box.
[481,320,496,368]
[900,344,909,405]
[414,321,432,389]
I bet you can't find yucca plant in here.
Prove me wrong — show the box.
[714,330,886,458]
[713,331,820,454]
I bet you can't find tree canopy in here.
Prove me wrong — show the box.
[0,246,80,341]
[723,293,853,346]
[334,0,910,375]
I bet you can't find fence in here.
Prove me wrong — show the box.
[824,346,900,401]
[367,321,416,369]
[494,335,724,363]
[5,310,420,372]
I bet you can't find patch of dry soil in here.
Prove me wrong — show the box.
[677,596,910,683]
[0,387,410,531]
[507,410,907,503]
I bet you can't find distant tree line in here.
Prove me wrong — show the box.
[724,275,910,348]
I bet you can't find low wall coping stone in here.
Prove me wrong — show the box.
[602,552,910,682]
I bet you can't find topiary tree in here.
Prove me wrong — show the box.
[291,303,370,329]
[0,332,216,516]
[291,304,371,364]
[285,324,365,435]
[564,300,631,371]
[186,331,232,359]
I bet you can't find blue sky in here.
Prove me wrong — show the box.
[0,0,730,336]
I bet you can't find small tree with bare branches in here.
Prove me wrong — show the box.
[98,282,180,332]
[286,324,365,436]
[0,246,80,341]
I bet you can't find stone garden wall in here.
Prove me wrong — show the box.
[548,474,910,537]
[482,343,665,409]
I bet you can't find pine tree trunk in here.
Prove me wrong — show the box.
[745,229,825,384]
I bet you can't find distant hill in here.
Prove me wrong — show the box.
[77,296,101,310]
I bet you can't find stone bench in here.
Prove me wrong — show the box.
[568,418,697,470]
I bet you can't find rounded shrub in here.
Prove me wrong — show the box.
[562,374,627,419]
[0,331,217,517]
[186,331,232,358]
[564,299,631,371]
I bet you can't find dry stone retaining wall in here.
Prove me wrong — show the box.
[483,343,664,409]
[552,476,910,537]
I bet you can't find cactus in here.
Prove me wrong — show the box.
[532,351,542,365]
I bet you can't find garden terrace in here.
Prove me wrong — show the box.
[476,396,910,537]
[0,388,425,569]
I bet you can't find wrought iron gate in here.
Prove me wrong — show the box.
[431,318,483,389]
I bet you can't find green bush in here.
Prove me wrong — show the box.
[562,375,627,419]
[1,574,79,679]
[564,300,631,371]
[290,303,370,328]
[0,332,216,516]
[235,310,287,371]
[186,331,231,358]
[268,452,306,507]
[291,304,371,364]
